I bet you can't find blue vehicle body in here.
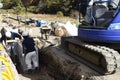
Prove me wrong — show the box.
[78,1,120,44]
[78,28,120,42]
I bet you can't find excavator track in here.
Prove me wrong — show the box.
[62,37,120,74]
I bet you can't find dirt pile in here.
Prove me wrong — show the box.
[40,46,88,80]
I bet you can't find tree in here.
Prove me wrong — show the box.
[21,0,41,7]
[0,0,3,3]
[13,6,25,14]
[13,0,23,7]
[21,0,33,7]
[21,0,41,15]
[2,0,12,8]
[2,0,23,9]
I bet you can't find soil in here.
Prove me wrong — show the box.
[19,66,54,80]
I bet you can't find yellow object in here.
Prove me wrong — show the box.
[0,56,15,80]
[0,44,16,80]
[0,44,4,51]
[0,15,3,21]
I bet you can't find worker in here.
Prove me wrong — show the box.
[0,31,23,51]
[0,31,23,64]
[22,32,39,73]
[82,0,120,25]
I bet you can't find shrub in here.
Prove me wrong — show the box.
[13,6,25,14]
[28,6,40,14]
[56,11,64,17]
[70,10,79,20]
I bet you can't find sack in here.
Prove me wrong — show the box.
[55,27,67,36]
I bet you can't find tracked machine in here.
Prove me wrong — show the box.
[62,1,120,75]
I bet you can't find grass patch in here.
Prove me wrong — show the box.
[1,9,79,25]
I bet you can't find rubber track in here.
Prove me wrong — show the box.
[66,38,120,74]
[84,44,117,74]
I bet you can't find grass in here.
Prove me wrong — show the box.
[19,13,79,24]
[0,9,80,27]
[1,9,79,24]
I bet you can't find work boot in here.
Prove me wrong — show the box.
[33,67,39,73]
[35,67,39,70]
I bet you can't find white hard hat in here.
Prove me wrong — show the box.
[5,31,11,38]
[22,32,28,36]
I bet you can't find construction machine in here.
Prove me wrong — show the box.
[62,1,120,75]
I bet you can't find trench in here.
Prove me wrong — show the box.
[17,36,89,80]
[17,36,120,80]
[18,35,112,80]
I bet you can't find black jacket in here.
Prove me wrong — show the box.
[0,32,22,42]
[22,36,36,54]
